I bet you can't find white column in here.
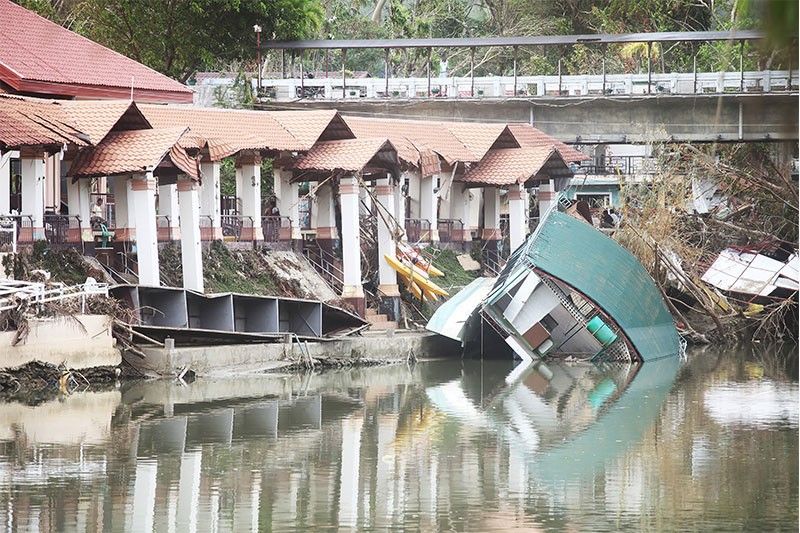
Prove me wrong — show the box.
[0,152,11,214]
[111,176,136,241]
[274,166,300,240]
[20,151,45,240]
[394,176,407,241]
[131,173,160,286]
[407,170,421,219]
[235,153,263,241]
[178,179,203,292]
[199,161,222,240]
[508,183,527,252]
[419,173,439,241]
[315,180,338,242]
[450,181,472,243]
[339,176,364,306]
[482,186,501,241]
[538,179,556,216]
[375,176,399,295]
[157,183,180,241]
[66,177,92,242]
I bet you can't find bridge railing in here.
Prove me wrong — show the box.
[256,70,797,101]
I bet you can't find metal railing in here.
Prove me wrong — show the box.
[437,218,464,243]
[43,214,77,245]
[405,219,431,243]
[0,219,17,253]
[4,215,34,243]
[0,279,109,313]
[303,245,344,293]
[156,215,176,242]
[221,214,254,241]
[574,155,659,175]
[252,70,798,101]
[262,215,291,242]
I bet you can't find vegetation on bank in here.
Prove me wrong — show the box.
[1,242,103,286]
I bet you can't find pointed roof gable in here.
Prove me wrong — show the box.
[507,123,589,163]
[460,146,573,187]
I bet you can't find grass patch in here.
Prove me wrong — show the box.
[429,247,479,293]
[202,241,280,295]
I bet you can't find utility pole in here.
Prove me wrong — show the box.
[254,25,262,95]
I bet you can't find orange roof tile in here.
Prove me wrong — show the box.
[140,104,304,155]
[460,146,572,187]
[507,123,590,162]
[0,0,192,102]
[295,138,397,173]
[62,100,151,144]
[69,127,197,178]
[265,109,354,147]
[0,94,88,149]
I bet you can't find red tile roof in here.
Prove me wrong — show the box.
[295,138,397,173]
[62,100,151,144]
[0,94,88,150]
[140,104,304,155]
[69,127,197,179]
[460,146,571,187]
[507,123,589,162]
[0,0,192,103]
[265,109,354,147]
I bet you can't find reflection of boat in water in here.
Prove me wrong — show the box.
[426,355,680,470]
[429,196,682,364]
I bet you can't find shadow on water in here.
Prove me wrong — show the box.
[0,343,795,531]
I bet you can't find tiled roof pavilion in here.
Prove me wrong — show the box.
[0,0,192,103]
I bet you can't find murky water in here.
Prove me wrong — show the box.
[0,344,796,532]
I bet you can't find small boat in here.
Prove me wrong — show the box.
[384,253,449,301]
[396,242,444,277]
[427,196,682,363]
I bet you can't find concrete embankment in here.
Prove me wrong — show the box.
[135,330,461,377]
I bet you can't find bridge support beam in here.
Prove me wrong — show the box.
[339,176,364,316]
[508,183,527,253]
[178,178,203,293]
[375,176,400,319]
[131,173,160,287]
[315,180,338,254]
[199,161,222,241]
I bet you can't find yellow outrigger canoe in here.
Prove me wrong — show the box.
[385,254,449,301]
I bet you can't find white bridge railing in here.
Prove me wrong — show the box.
[0,280,109,313]
[247,70,797,101]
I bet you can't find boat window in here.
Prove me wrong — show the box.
[541,313,558,332]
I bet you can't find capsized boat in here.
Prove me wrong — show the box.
[427,196,682,363]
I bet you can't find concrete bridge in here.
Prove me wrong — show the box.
[249,31,798,143]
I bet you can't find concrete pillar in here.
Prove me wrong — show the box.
[538,179,556,216]
[0,152,11,214]
[315,180,338,254]
[376,176,400,318]
[199,161,222,240]
[235,153,263,241]
[20,149,45,241]
[450,181,472,243]
[66,177,92,243]
[482,186,501,242]
[339,176,364,315]
[407,170,421,218]
[111,176,135,241]
[420,173,439,241]
[178,179,203,292]
[131,173,160,286]
[274,166,301,242]
[508,183,527,253]
[359,184,372,217]
[394,175,407,241]
[157,183,180,241]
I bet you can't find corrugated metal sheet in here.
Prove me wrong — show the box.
[519,210,680,361]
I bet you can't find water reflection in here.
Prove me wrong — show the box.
[0,346,795,531]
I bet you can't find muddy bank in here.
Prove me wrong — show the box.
[0,361,133,405]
